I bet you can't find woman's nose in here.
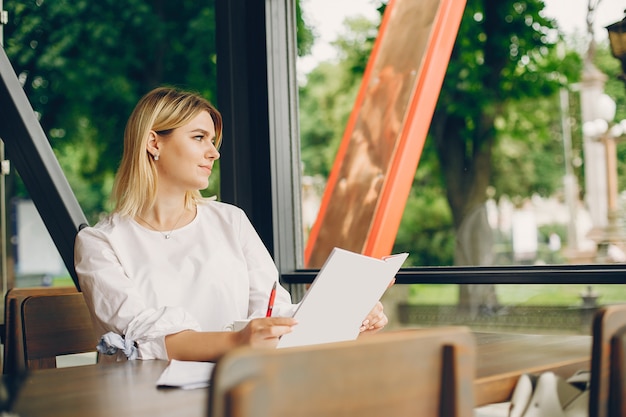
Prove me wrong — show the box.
[207,144,220,160]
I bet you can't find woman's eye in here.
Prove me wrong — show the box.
[194,135,204,141]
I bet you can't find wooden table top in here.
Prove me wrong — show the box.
[11,360,208,417]
[7,331,592,415]
[474,332,591,406]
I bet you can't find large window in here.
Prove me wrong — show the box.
[2,0,626,338]
[292,0,626,334]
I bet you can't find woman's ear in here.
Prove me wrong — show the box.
[146,130,159,156]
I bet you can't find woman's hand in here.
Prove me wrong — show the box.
[359,301,388,334]
[359,277,394,335]
[236,317,298,348]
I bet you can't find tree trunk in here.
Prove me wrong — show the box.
[429,0,517,317]
[431,94,500,317]
[455,204,498,317]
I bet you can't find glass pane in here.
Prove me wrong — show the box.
[297,0,626,332]
[12,197,70,288]
[297,0,626,269]
[390,282,615,337]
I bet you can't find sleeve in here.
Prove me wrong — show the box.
[235,209,298,318]
[74,228,202,360]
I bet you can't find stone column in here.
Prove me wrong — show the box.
[580,62,609,237]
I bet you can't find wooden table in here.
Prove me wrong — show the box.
[474,332,592,406]
[11,360,207,417]
[7,332,592,416]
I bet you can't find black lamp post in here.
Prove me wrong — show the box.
[606,10,626,85]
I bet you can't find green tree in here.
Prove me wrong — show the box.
[429,0,585,312]
[5,0,220,221]
[298,0,600,312]
[433,1,575,228]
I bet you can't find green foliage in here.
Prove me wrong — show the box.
[435,0,567,183]
[440,0,564,117]
[298,16,376,177]
[4,0,220,221]
[490,39,585,200]
[295,1,315,57]
[5,0,315,223]
[492,91,575,199]
[330,16,379,76]
[392,139,454,266]
[392,187,455,267]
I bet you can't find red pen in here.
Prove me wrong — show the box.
[266,281,277,317]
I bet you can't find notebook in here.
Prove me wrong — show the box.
[156,360,214,389]
[277,247,408,348]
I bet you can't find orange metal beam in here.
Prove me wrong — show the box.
[305,0,467,267]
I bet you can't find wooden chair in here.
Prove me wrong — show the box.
[590,304,626,417]
[3,286,77,374]
[20,292,97,370]
[609,328,626,417]
[209,326,476,417]
[589,304,626,417]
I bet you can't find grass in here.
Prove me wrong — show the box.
[52,276,75,287]
[407,284,626,306]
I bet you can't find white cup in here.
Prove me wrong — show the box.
[224,319,250,332]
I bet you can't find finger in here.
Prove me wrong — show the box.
[365,302,383,322]
[249,318,297,339]
[360,314,388,335]
[247,317,297,330]
[264,317,298,326]
[360,302,384,330]
[363,313,387,330]
[371,313,388,329]
[248,328,294,348]
[359,319,370,332]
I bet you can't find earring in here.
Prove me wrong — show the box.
[153,153,159,161]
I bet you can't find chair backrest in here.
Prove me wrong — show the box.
[609,327,626,417]
[209,326,476,417]
[590,304,626,417]
[21,292,97,370]
[3,286,77,374]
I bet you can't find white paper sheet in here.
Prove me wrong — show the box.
[156,360,215,389]
[277,247,408,348]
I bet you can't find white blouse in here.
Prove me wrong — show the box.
[74,199,296,360]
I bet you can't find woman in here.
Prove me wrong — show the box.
[74,86,388,362]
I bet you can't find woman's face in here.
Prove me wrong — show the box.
[152,110,220,193]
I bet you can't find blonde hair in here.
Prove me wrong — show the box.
[112,86,223,217]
